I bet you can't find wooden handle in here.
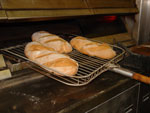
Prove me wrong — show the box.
[132,73,150,84]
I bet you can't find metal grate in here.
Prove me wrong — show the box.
[0,43,125,86]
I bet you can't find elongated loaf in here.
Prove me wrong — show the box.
[70,36,116,59]
[32,31,72,53]
[24,42,78,76]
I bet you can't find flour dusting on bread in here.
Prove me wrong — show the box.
[70,36,116,59]
[32,31,72,53]
[24,41,78,76]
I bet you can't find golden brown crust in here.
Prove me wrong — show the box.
[43,58,78,76]
[44,38,65,44]
[29,44,54,51]
[32,31,72,53]
[70,37,116,59]
[24,42,78,76]
[39,34,55,39]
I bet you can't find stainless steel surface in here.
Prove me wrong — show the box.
[0,43,125,86]
[93,8,138,15]
[0,0,136,9]
[0,54,6,68]
[5,8,138,20]
[86,0,136,8]
[110,67,134,78]
[6,9,92,20]
[0,0,88,9]
[137,0,150,44]
[0,10,7,20]
[131,0,142,43]
[0,0,138,20]
[0,1,1,9]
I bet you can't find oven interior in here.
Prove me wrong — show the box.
[0,15,133,85]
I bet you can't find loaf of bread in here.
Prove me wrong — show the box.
[70,36,116,59]
[24,42,78,76]
[32,31,72,54]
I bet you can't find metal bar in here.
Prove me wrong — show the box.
[71,53,106,64]
[110,67,133,78]
[72,55,104,65]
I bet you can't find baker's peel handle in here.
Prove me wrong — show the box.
[110,67,150,85]
[132,73,150,84]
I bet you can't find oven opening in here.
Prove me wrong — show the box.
[0,15,127,48]
[0,14,133,88]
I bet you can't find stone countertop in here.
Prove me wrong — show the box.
[0,71,138,113]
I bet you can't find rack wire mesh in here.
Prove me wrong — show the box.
[0,43,125,86]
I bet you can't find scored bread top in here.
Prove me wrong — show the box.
[32,31,72,53]
[70,36,116,59]
[24,41,56,60]
[32,31,51,41]
[24,41,78,76]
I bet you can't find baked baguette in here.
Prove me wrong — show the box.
[32,31,72,53]
[24,42,78,76]
[70,36,116,59]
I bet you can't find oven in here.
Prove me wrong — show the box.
[0,0,149,113]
